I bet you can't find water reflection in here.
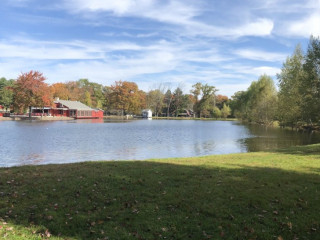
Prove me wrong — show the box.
[0,120,319,167]
[238,123,320,152]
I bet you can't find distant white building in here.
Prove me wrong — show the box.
[142,109,152,119]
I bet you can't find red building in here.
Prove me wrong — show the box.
[0,105,4,117]
[31,99,104,119]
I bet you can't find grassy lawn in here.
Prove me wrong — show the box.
[0,144,320,239]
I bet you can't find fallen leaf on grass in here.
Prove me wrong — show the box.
[45,229,51,237]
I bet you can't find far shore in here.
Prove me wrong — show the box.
[0,116,74,121]
[0,115,238,121]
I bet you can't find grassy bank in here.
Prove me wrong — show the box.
[1,145,320,239]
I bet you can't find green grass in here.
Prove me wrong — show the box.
[1,144,320,239]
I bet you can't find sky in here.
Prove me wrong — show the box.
[0,0,319,97]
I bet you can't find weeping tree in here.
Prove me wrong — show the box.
[230,75,277,125]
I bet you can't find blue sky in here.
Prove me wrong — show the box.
[1,0,319,96]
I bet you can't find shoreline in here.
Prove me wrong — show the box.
[0,115,238,121]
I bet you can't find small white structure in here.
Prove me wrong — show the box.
[142,109,152,119]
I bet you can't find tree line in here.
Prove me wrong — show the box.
[231,36,320,128]
[0,72,231,118]
[2,36,318,123]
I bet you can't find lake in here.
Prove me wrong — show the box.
[1,119,320,167]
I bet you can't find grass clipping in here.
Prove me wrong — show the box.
[0,144,320,239]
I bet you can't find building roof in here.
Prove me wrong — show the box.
[57,100,93,110]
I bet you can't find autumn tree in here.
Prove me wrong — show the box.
[216,95,229,109]
[13,71,52,116]
[51,83,70,100]
[64,81,81,101]
[107,81,146,115]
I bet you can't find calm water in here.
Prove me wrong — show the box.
[1,119,320,167]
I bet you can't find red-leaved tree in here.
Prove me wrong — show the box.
[13,71,52,115]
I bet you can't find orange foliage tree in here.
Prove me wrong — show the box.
[51,83,70,100]
[216,94,229,109]
[107,81,146,114]
[13,71,52,113]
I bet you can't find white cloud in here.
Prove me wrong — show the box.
[235,49,287,62]
[66,0,199,26]
[222,64,280,78]
[285,14,320,37]
[64,0,273,39]
[0,42,103,60]
[69,0,154,15]
[233,19,274,37]
[261,0,320,38]
[253,66,280,76]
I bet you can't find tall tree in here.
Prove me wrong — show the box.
[216,95,229,109]
[199,84,218,118]
[191,83,218,118]
[65,81,82,101]
[247,75,278,124]
[107,81,146,115]
[212,106,221,119]
[0,78,14,111]
[190,82,202,117]
[230,91,249,119]
[164,89,174,117]
[51,83,70,100]
[13,71,51,115]
[277,44,305,127]
[146,89,165,117]
[90,82,105,109]
[172,87,184,117]
[301,36,320,124]
[221,103,231,119]
[230,75,277,125]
